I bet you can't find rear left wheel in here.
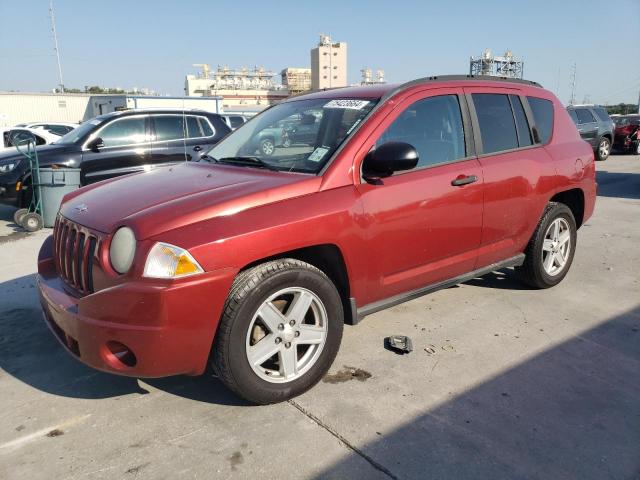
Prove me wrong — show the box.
[516,202,577,289]
[596,137,610,161]
[212,259,343,404]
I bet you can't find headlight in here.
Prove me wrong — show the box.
[109,227,136,274]
[143,242,204,279]
[0,162,17,173]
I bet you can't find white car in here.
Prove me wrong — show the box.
[0,127,61,153]
[14,122,78,136]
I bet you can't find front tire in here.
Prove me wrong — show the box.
[596,137,611,161]
[212,259,344,404]
[516,202,577,289]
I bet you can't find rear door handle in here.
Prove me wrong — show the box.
[451,175,478,186]
[193,145,202,152]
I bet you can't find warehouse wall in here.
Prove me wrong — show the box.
[0,94,93,126]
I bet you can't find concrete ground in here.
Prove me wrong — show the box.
[0,154,638,480]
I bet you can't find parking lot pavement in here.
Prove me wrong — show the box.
[1,154,639,480]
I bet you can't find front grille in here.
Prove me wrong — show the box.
[53,215,99,294]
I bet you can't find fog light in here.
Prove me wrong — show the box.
[105,340,137,368]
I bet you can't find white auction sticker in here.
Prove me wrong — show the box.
[308,147,329,162]
[324,99,370,110]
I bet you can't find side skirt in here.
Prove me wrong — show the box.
[352,254,525,324]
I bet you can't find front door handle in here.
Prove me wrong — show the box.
[451,174,478,186]
[193,145,202,152]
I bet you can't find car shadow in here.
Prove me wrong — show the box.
[596,170,640,200]
[0,273,249,406]
[314,306,640,479]
[463,269,532,291]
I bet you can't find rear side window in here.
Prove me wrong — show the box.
[472,93,519,154]
[575,108,596,124]
[154,116,186,141]
[198,117,214,136]
[510,95,532,147]
[593,107,611,122]
[377,94,466,168]
[528,97,555,144]
[186,116,202,138]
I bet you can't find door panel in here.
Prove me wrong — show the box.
[81,115,151,184]
[150,115,214,165]
[355,90,483,302]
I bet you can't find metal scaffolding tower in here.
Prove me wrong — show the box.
[469,49,524,79]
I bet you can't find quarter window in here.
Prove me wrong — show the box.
[230,116,245,128]
[472,94,519,154]
[99,117,147,147]
[528,97,554,144]
[377,94,466,168]
[593,107,611,122]
[510,95,532,147]
[575,108,596,124]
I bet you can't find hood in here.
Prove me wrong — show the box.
[0,143,78,165]
[60,162,321,238]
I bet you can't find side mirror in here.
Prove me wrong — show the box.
[87,137,104,152]
[362,141,419,182]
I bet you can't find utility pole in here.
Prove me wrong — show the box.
[49,0,65,93]
[569,63,577,106]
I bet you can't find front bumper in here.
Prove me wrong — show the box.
[37,235,236,377]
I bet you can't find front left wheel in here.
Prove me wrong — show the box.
[212,259,344,404]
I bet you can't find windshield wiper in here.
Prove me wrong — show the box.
[217,156,278,171]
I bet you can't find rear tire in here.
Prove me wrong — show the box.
[13,208,28,226]
[212,258,343,404]
[596,137,610,161]
[516,202,577,289]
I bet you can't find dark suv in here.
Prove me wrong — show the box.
[566,105,614,161]
[0,109,231,206]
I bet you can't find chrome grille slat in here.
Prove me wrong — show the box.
[52,215,99,295]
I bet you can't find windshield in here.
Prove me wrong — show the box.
[205,97,377,173]
[55,117,106,144]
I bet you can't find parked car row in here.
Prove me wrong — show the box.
[0,109,231,206]
[612,114,640,154]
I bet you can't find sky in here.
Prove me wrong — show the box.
[1,0,639,106]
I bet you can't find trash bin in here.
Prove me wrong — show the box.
[38,168,81,227]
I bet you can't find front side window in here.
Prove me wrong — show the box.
[99,117,147,147]
[575,108,596,124]
[206,97,377,174]
[528,97,554,144]
[377,94,466,168]
[472,93,519,154]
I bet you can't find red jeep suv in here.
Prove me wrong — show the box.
[37,76,596,404]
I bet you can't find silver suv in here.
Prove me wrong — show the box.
[566,105,614,161]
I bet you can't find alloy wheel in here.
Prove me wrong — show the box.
[245,287,328,383]
[541,218,571,276]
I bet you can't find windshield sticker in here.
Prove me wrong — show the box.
[308,147,329,162]
[346,118,363,136]
[324,99,371,110]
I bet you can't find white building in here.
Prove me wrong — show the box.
[310,35,348,90]
[0,92,223,127]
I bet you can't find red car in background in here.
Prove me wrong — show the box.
[612,114,640,154]
[37,76,596,404]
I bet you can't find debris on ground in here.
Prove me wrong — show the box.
[384,335,413,354]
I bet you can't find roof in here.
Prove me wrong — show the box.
[103,108,221,117]
[286,75,543,103]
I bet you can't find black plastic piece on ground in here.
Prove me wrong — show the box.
[384,335,413,355]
